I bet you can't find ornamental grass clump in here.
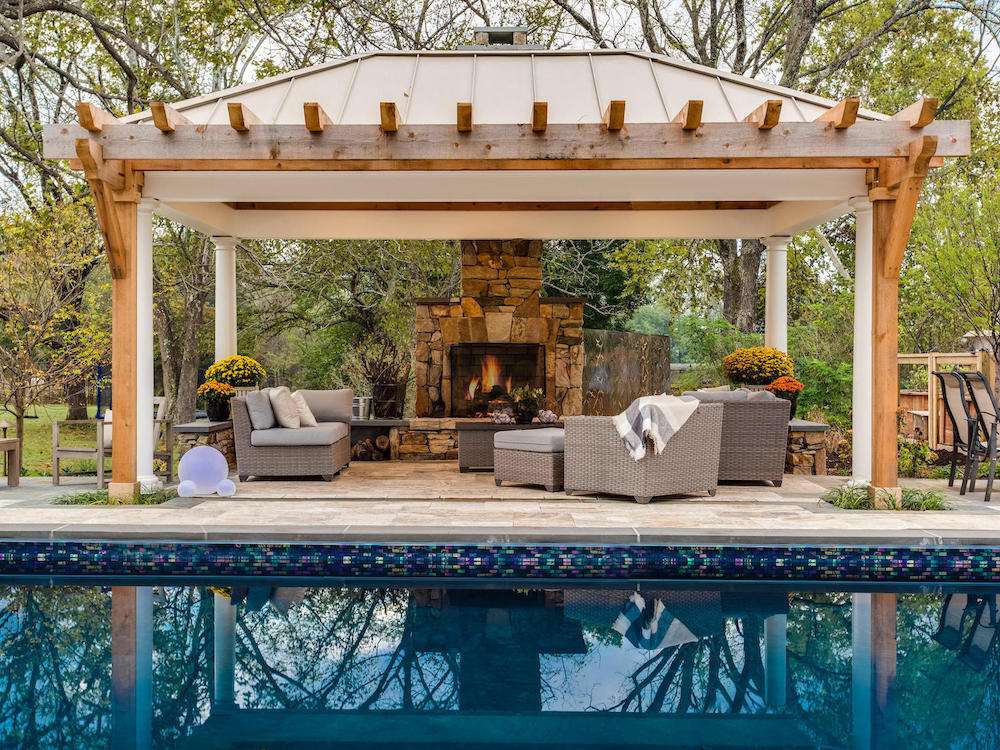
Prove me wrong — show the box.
[821,482,948,511]
[722,346,794,385]
[204,355,266,387]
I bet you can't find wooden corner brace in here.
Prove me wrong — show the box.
[75,138,128,279]
[880,134,938,276]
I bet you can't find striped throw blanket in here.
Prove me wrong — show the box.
[612,394,699,461]
[612,592,698,651]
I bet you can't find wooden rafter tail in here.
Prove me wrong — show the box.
[457,102,473,133]
[380,101,399,133]
[76,102,116,133]
[603,99,625,131]
[532,101,548,133]
[303,102,331,133]
[745,99,782,130]
[816,97,860,129]
[150,101,188,133]
[893,97,939,129]
[672,100,703,130]
[227,102,259,132]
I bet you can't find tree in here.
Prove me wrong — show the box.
[0,202,107,473]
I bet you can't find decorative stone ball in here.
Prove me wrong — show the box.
[491,411,515,424]
[537,409,559,424]
[178,445,230,495]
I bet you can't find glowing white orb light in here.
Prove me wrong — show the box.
[177,445,231,496]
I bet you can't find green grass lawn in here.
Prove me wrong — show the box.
[2,404,103,477]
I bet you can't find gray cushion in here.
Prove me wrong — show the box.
[244,389,277,430]
[494,427,565,453]
[746,389,778,402]
[298,389,353,423]
[250,422,349,447]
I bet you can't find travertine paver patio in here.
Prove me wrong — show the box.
[0,462,998,544]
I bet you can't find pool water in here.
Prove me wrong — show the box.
[0,582,997,749]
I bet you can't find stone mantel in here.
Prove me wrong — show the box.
[413,239,585,418]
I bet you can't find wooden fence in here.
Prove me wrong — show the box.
[897,351,996,450]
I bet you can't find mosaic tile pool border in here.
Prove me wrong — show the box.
[0,541,999,582]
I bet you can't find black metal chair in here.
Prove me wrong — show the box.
[933,370,984,497]
[960,370,1000,502]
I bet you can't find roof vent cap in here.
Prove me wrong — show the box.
[460,26,542,50]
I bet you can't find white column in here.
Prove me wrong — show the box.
[851,197,874,482]
[136,200,159,492]
[213,237,239,361]
[213,592,236,710]
[763,236,790,352]
[764,614,787,709]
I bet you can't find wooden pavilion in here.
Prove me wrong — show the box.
[42,41,970,499]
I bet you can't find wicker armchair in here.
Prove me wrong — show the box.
[231,395,351,481]
[563,403,724,503]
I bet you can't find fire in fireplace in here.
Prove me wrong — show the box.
[450,344,545,417]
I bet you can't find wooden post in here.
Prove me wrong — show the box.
[109,195,140,499]
[871,200,900,497]
[926,352,938,449]
[852,593,898,750]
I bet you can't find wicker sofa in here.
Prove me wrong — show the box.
[231,389,352,481]
[563,403,724,503]
[684,390,791,485]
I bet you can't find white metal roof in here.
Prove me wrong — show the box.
[123,49,885,127]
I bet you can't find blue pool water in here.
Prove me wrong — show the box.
[0,581,997,749]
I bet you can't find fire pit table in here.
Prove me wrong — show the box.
[456,421,563,472]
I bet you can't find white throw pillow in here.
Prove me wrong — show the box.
[268,386,301,429]
[291,390,318,427]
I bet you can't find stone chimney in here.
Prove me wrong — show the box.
[460,26,543,50]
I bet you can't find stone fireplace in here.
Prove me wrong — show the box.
[414,239,584,418]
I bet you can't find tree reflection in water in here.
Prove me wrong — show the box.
[0,585,998,749]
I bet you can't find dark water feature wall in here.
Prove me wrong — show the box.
[1,583,998,749]
[582,329,671,415]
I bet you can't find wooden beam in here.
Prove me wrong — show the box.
[672,100,703,130]
[76,102,116,133]
[380,102,399,133]
[43,121,971,167]
[225,200,779,211]
[893,97,939,129]
[227,103,259,132]
[603,100,625,131]
[303,102,331,133]
[150,102,188,133]
[745,99,782,130]
[457,102,473,133]
[816,97,860,129]
[532,101,548,133]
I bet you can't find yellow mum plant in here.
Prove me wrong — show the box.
[204,355,266,387]
[722,347,794,385]
[197,380,236,402]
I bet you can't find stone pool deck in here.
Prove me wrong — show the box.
[1,463,999,546]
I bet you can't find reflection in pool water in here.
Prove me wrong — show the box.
[0,583,998,748]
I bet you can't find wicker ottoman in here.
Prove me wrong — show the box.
[493,428,565,492]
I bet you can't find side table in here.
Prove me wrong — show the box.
[456,421,564,472]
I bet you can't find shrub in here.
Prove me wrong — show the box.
[721,347,794,385]
[821,482,947,511]
[204,355,266,387]
[898,436,938,478]
[794,357,853,429]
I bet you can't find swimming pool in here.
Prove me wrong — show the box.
[0,580,996,748]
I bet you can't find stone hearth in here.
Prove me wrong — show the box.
[414,239,584,418]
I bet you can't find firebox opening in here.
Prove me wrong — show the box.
[450,343,545,417]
